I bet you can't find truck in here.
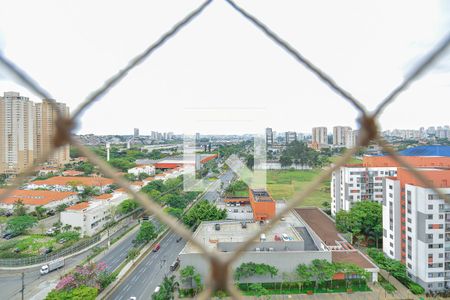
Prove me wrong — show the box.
[40,258,64,275]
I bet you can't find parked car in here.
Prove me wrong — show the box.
[42,248,53,255]
[46,228,55,235]
[4,232,19,240]
[169,259,180,271]
[58,238,67,244]
[2,231,12,238]
[13,248,20,253]
[152,244,160,252]
[214,223,220,231]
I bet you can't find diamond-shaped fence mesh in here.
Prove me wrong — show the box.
[0,0,449,298]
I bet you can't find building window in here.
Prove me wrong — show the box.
[428,204,433,210]
[427,214,433,220]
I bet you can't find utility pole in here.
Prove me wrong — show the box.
[21,272,24,300]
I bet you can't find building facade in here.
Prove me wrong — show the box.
[0,92,70,174]
[285,131,297,145]
[382,168,450,292]
[333,126,352,146]
[331,165,397,215]
[345,129,360,148]
[35,99,70,166]
[312,127,328,146]
[265,128,273,146]
[0,92,35,174]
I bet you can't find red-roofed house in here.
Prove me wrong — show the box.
[0,189,78,212]
[27,176,114,192]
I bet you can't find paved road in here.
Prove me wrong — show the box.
[109,231,187,300]
[0,220,139,300]
[110,169,235,300]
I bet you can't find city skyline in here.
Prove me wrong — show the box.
[0,0,449,135]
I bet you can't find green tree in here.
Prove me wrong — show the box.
[180,266,202,294]
[296,263,313,291]
[152,275,179,300]
[13,200,27,216]
[134,221,157,245]
[183,200,227,228]
[336,201,382,247]
[6,215,37,235]
[248,283,269,298]
[279,155,292,168]
[117,199,138,214]
[109,158,136,172]
[127,247,140,261]
[56,204,69,212]
[45,286,98,300]
[35,206,48,219]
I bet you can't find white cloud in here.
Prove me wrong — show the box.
[0,0,448,134]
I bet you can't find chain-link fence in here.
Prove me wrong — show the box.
[0,235,100,267]
[0,0,449,298]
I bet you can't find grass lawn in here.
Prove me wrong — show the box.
[0,216,7,224]
[0,232,81,258]
[266,169,330,207]
[233,190,249,197]
[330,155,362,164]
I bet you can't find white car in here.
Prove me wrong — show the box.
[129,297,136,300]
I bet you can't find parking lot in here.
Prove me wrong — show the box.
[218,203,254,220]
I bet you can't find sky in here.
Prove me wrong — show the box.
[0,0,449,135]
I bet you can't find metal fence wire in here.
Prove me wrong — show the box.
[0,0,450,298]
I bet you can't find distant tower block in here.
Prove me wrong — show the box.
[127,140,131,149]
[106,143,111,161]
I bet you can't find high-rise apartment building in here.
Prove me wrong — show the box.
[285,131,297,145]
[331,145,450,292]
[133,128,139,138]
[312,127,328,145]
[333,126,351,146]
[383,167,450,292]
[345,129,360,148]
[265,128,273,146]
[0,92,35,174]
[35,99,70,166]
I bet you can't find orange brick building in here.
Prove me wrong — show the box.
[249,188,276,221]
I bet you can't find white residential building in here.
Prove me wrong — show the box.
[60,191,128,237]
[345,130,360,148]
[333,126,352,146]
[312,127,328,145]
[382,168,450,292]
[127,165,155,177]
[331,165,397,215]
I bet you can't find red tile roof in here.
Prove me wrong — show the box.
[0,189,76,206]
[332,250,377,269]
[66,202,90,211]
[94,194,113,200]
[32,176,114,187]
[62,170,84,176]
